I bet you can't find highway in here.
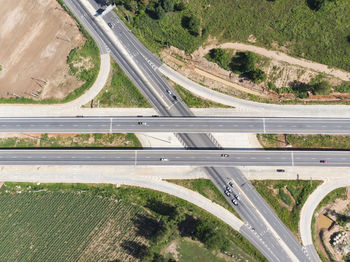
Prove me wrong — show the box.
[3,116,350,134]
[62,1,312,261]
[0,149,348,167]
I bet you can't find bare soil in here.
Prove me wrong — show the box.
[0,0,85,100]
[315,187,350,261]
[161,39,349,103]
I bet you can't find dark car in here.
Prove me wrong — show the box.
[234,194,240,201]
[224,190,230,197]
[228,181,234,188]
[320,160,327,163]
[172,95,177,100]
[221,154,229,158]
[276,169,285,172]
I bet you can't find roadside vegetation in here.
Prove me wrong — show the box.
[167,179,239,217]
[258,134,350,150]
[312,187,348,262]
[112,0,350,72]
[173,83,231,108]
[252,180,321,238]
[0,133,141,148]
[89,62,151,108]
[0,183,266,262]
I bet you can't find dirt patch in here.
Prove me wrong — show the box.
[162,240,179,260]
[0,0,85,100]
[315,187,350,261]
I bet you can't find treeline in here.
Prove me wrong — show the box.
[108,0,201,37]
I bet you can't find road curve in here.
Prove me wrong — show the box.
[300,179,350,262]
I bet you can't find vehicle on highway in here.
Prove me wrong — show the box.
[226,186,232,192]
[234,194,240,200]
[276,169,285,172]
[108,22,114,28]
[221,153,229,158]
[232,199,238,206]
[152,115,159,117]
[160,158,168,161]
[137,122,147,125]
[166,90,172,95]
[224,190,231,197]
[228,181,234,187]
[172,95,177,100]
[76,115,84,118]
[320,160,327,163]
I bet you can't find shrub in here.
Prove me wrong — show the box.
[312,80,332,95]
[161,0,175,12]
[185,14,200,36]
[207,48,230,70]
[247,69,267,83]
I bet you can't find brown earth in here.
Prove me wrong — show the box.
[0,0,85,100]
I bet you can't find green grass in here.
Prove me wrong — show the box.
[167,179,239,217]
[173,83,232,108]
[252,180,322,237]
[0,133,141,148]
[170,239,227,262]
[258,134,350,149]
[90,62,151,108]
[116,0,350,72]
[312,187,347,262]
[0,182,267,262]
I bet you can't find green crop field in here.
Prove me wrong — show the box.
[0,185,149,261]
[0,183,266,262]
[116,0,350,71]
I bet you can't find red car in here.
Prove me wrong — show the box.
[320,160,327,163]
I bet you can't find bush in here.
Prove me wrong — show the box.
[240,51,256,73]
[155,5,165,19]
[307,0,326,11]
[247,69,267,83]
[185,14,201,36]
[161,0,175,12]
[312,80,332,95]
[207,48,230,70]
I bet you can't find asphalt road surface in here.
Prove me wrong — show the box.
[2,117,350,134]
[61,1,313,261]
[0,149,345,167]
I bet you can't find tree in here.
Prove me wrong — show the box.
[175,1,186,11]
[187,15,200,36]
[240,52,256,73]
[307,0,326,10]
[208,48,230,70]
[247,69,267,83]
[161,0,174,12]
[312,80,332,95]
[155,5,165,19]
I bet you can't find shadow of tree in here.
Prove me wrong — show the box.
[120,240,148,259]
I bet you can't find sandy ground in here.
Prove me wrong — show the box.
[0,0,84,99]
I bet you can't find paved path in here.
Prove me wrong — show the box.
[299,178,350,262]
[0,167,242,232]
[159,64,350,118]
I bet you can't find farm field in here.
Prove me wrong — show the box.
[0,183,267,262]
[0,0,99,102]
[116,0,350,72]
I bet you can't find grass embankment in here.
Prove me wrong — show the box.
[167,179,239,217]
[252,180,321,238]
[115,0,350,72]
[90,62,151,108]
[0,183,267,262]
[0,0,100,104]
[0,133,141,148]
[173,84,231,108]
[312,187,347,262]
[258,134,350,150]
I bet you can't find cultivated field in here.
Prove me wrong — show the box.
[0,184,150,261]
[0,0,85,100]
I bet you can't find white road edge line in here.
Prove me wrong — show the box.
[291,151,294,167]
[263,118,266,133]
[110,118,113,133]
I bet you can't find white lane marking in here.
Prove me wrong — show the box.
[291,151,294,167]
[135,150,137,166]
[263,118,266,133]
[110,118,113,133]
